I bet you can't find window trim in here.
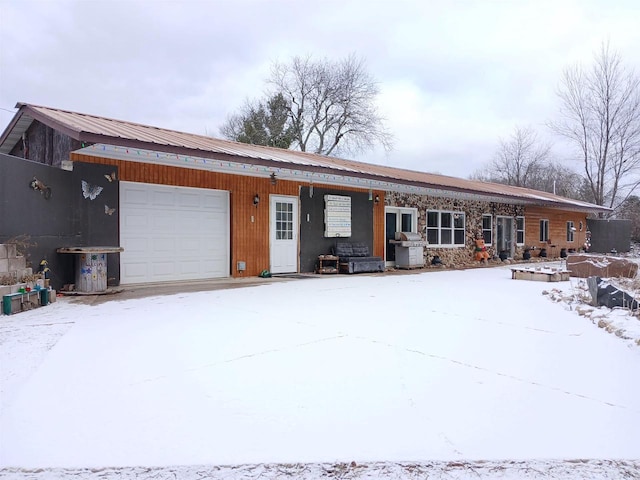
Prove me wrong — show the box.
[426,210,466,248]
[539,219,549,242]
[567,221,575,242]
[482,214,493,246]
[516,216,525,246]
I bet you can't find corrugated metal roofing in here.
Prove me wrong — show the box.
[0,102,609,212]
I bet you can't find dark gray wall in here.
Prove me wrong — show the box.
[69,162,121,284]
[299,186,375,272]
[0,153,120,289]
[587,218,631,253]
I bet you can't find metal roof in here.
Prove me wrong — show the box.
[0,102,610,213]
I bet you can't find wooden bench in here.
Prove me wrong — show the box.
[511,267,570,282]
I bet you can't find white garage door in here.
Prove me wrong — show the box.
[119,182,229,284]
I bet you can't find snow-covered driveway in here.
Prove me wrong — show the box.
[1,265,639,478]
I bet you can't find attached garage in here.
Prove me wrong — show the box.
[119,182,229,284]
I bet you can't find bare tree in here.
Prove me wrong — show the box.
[488,126,551,187]
[527,162,585,199]
[551,42,640,211]
[619,195,640,240]
[221,54,392,156]
[471,125,588,200]
[472,157,585,199]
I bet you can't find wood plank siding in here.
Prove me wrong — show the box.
[524,206,588,253]
[71,153,384,277]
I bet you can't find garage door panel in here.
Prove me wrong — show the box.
[122,187,149,205]
[179,260,201,275]
[152,190,176,206]
[121,262,150,282]
[152,237,176,255]
[177,213,203,230]
[179,237,200,253]
[124,237,150,253]
[177,192,202,207]
[152,215,177,231]
[122,212,149,231]
[203,258,226,273]
[120,182,229,284]
[152,261,177,276]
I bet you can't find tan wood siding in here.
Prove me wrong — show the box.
[71,153,377,276]
[524,206,588,253]
[372,191,385,257]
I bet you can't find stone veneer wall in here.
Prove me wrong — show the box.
[386,192,525,267]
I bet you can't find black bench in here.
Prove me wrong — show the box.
[332,242,385,274]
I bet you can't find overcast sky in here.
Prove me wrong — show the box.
[1,0,638,178]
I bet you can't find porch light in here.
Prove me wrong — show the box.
[253,194,260,207]
[270,173,278,185]
[374,194,380,204]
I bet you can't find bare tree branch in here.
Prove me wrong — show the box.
[550,42,640,214]
[267,53,393,156]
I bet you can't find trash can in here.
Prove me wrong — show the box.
[39,288,49,306]
[2,295,11,315]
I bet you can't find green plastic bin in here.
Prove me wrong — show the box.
[2,295,11,315]
[40,289,49,306]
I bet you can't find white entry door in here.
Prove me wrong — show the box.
[269,195,299,274]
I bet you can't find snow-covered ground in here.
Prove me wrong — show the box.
[1,262,639,479]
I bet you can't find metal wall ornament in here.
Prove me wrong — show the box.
[81,180,103,200]
[29,176,52,199]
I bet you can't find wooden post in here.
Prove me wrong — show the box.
[586,276,599,307]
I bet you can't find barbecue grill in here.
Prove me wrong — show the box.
[390,232,427,268]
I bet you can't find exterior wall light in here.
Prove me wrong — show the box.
[253,194,260,207]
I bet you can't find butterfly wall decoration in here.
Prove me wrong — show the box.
[104,172,117,182]
[104,205,116,216]
[81,180,103,200]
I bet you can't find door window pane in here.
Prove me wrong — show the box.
[401,213,412,232]
[276,202,293,240]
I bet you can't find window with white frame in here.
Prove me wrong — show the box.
[516,216,525,245]
[482,214,492,245]
[427,210,466,246]
[567,221,575,242]
[539,219,549,242]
